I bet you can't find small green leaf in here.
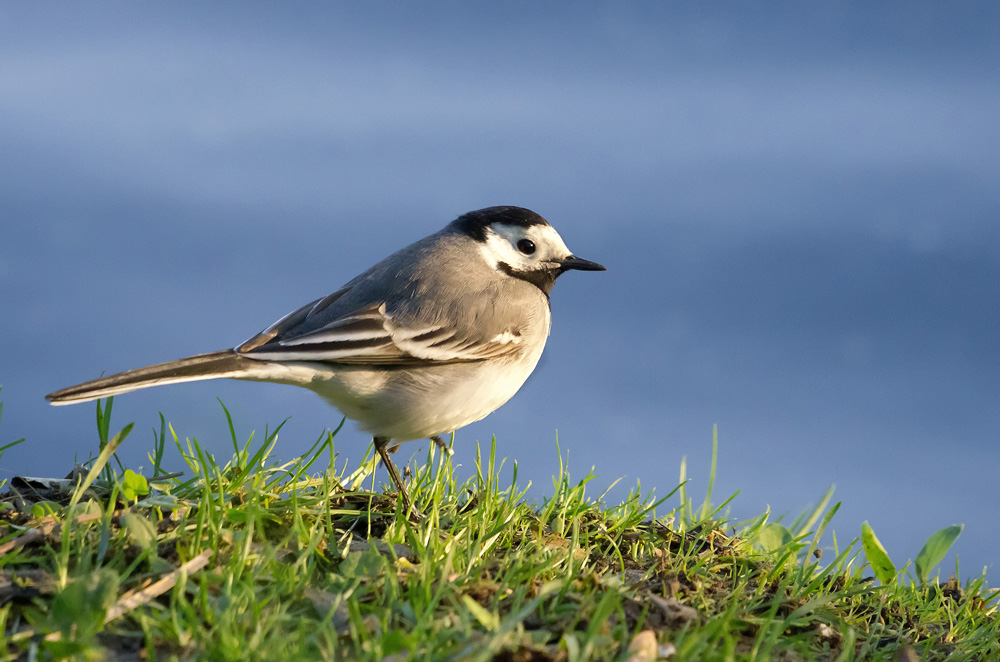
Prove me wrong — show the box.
[51,579,89,630]
[381,629,414,655]
[121,512,158,551]
[338,549,384,579]
[50,570,120,639]
[915,524,963,585]
[78,499,104,518]
[135,494,182,509]
[861,521,896,585]
[30,501,62,518]
[120,469,149,501]
[562,633,581,659]
[755,523,794,553]
[462,594,499,631]
[90,568,120,611]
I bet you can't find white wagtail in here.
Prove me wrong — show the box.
[47,206,605,510]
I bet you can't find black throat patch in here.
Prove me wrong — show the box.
[497,261,559,296]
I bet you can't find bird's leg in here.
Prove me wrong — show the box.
[430,435,454,456]
[373,436,414,514]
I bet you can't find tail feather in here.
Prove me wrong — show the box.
[46,350,257,405]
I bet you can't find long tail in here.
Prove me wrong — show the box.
[46,350,259,406]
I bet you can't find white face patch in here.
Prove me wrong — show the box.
[478,223,573,272]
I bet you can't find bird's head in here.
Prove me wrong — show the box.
[452,206,606,294]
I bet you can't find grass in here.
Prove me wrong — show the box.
[0,398,997,661]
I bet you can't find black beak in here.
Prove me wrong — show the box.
[557,255,607,272]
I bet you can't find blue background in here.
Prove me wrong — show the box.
[2,3,998,582]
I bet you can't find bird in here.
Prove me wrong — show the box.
[47,206,606,512]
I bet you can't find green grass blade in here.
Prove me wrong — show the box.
[698,424,719,521]
[915,524,964,585]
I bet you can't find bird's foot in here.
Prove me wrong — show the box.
[430,435,454,456]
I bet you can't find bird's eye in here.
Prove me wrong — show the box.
[516,239,536,255]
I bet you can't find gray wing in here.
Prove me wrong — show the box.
[236,237,538,366]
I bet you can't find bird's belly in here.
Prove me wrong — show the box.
[305,357,541,443]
